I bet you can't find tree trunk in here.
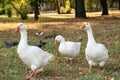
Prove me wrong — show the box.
[75,0,86,18]
[34,0,39,21]
[55,0,60,14]
[118,0,120,10]
[100,0,109,15]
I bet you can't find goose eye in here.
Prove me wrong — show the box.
[57,37,59,39]
[56,37,58,40]
[20,24,22,26]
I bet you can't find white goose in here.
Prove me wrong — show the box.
[15,23,53,80]
[80,22,109,72]
[55,35,81,61]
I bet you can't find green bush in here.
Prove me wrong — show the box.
[60,0,71,14]
[5,5,12,18]
[20,10,28,20]
[19,3,29,20]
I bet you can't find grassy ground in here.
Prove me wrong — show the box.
[0,10,120,80]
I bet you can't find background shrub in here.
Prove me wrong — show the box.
[20,10,28,20]
[5,5,12,18]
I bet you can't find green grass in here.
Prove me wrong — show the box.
[0,12,120,80]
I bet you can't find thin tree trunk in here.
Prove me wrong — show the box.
[118,0,120,10]
[100,0,109,15]
[75,0,86,18]
[34,0,39,21]
[55,0,60,14]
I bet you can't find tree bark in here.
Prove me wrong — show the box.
[100,0,109,15]
[118,0,120,10]
[75,0,86,18]
[55,0,60,14]
[34,0,39,21]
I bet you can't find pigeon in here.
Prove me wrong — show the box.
[45,35,53,39]
[4,41,18,48]
[36,40,47,48]
[36,32,44,36]
[77,36,82,42]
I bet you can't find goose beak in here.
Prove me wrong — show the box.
[15,26,20,31]
[54,39,59,44]
[80,24,85,29]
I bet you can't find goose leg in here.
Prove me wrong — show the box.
[26,71,36,80]
[68,58,74,64]
[64,57,69,61]
[100,67,106,73]
[88,64,92,73]
[99,61,106,73]
[64,57,73,64]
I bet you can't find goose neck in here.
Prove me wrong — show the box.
[86,28,96,45]
[20,30,28,45]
